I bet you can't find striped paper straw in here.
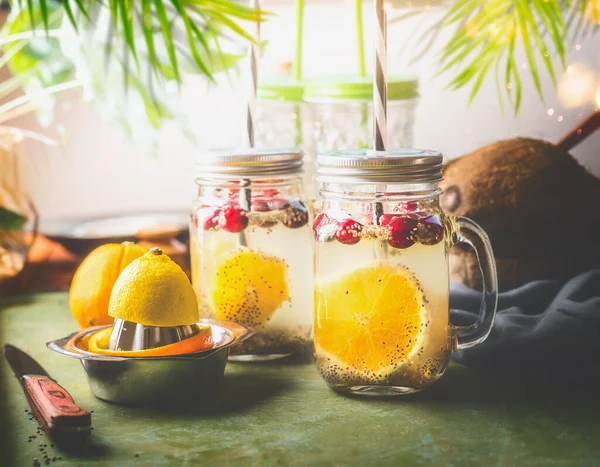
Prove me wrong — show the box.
[245,0,260,149]
[373,0,387,152]
[239,0,261,248]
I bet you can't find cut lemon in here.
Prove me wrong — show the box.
[210,247,289,328]
[87,326,213,357]
[314,265,427,376]
[108,248,199,327]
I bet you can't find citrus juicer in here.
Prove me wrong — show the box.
[108,319,202,352]
[47,319,255,405]
[105,247,203,352]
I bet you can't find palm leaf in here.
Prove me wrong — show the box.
[170,0,213,80]
[515,1,543,100]
[71,0,91,22]
[191,6,256,44]
[153,0,181,81]
[140,1,158,76]
[534,0,566,68]
[404,0,599,113]
[119,0,138,65]
[522,0,558,85]
[61,0,78,32]
[38,0,49,32]
[26,0,35,31]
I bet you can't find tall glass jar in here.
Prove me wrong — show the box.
[256,80,317,199]
[190,149,313,361]
[313,149,498,396]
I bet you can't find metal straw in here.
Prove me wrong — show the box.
[372,0,387,257]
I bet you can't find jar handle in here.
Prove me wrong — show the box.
[448,216,499,350]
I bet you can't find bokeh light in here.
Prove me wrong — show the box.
[557,63,598,108]
[584,1,600,25]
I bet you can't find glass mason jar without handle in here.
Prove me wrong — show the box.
[190,149,313,361]
[312,149,498,396]
[256,80,317,199]
[305,75,418,188]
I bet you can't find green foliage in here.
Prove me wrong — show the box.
[0,207,26,231]
[402,0,599,113]
[19,0,266,84]
[0,0,261,133]
[3,2,74,89]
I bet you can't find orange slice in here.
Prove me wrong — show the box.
[314,265,427,376]
[87,325,214,357]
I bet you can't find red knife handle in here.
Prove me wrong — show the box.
[23,375,91,437]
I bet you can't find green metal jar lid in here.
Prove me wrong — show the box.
[257,79,307,102]
[304,74,419,102]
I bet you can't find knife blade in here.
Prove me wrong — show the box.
[4,344,91,439]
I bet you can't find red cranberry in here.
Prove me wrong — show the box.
[313,213,329,235]
[251,198,288,211]
[226,189,240,201]
[261,188,280,198]
[414,215,444,245]
[335,218,363,245]
[218,204,248,233]
[379,214,396,227]
[387,215,417,249]
[196,207,221,230]
[313,213,337,242]
[251,199,270,212]
[268,198,288,211]
[281,201,309,228]
[402,201,419,212]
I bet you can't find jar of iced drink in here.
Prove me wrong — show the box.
[305,75,418,153]
[257,79,317,199]
[313,149,498,395]
[190,149,313,360]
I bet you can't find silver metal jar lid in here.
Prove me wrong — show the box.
[196,148,303,179]
[316,148,443,183]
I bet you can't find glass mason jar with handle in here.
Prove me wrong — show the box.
[190,149,313,361]
[312,149,498,396]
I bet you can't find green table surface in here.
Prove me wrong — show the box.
[1,293,600,467]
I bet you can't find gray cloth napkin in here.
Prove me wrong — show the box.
[450,269,600,383]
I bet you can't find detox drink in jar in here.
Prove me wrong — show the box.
[313,149,498,396]
[256,80,317,199]
[304,75,418,195]
[190,149,313,361]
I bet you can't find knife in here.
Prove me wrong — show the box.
[4,344,91,439]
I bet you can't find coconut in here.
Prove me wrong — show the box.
[440,136,600,291]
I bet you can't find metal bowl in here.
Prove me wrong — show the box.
[47,319,253,406]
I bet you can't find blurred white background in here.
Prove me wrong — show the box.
[8,0,600,221]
